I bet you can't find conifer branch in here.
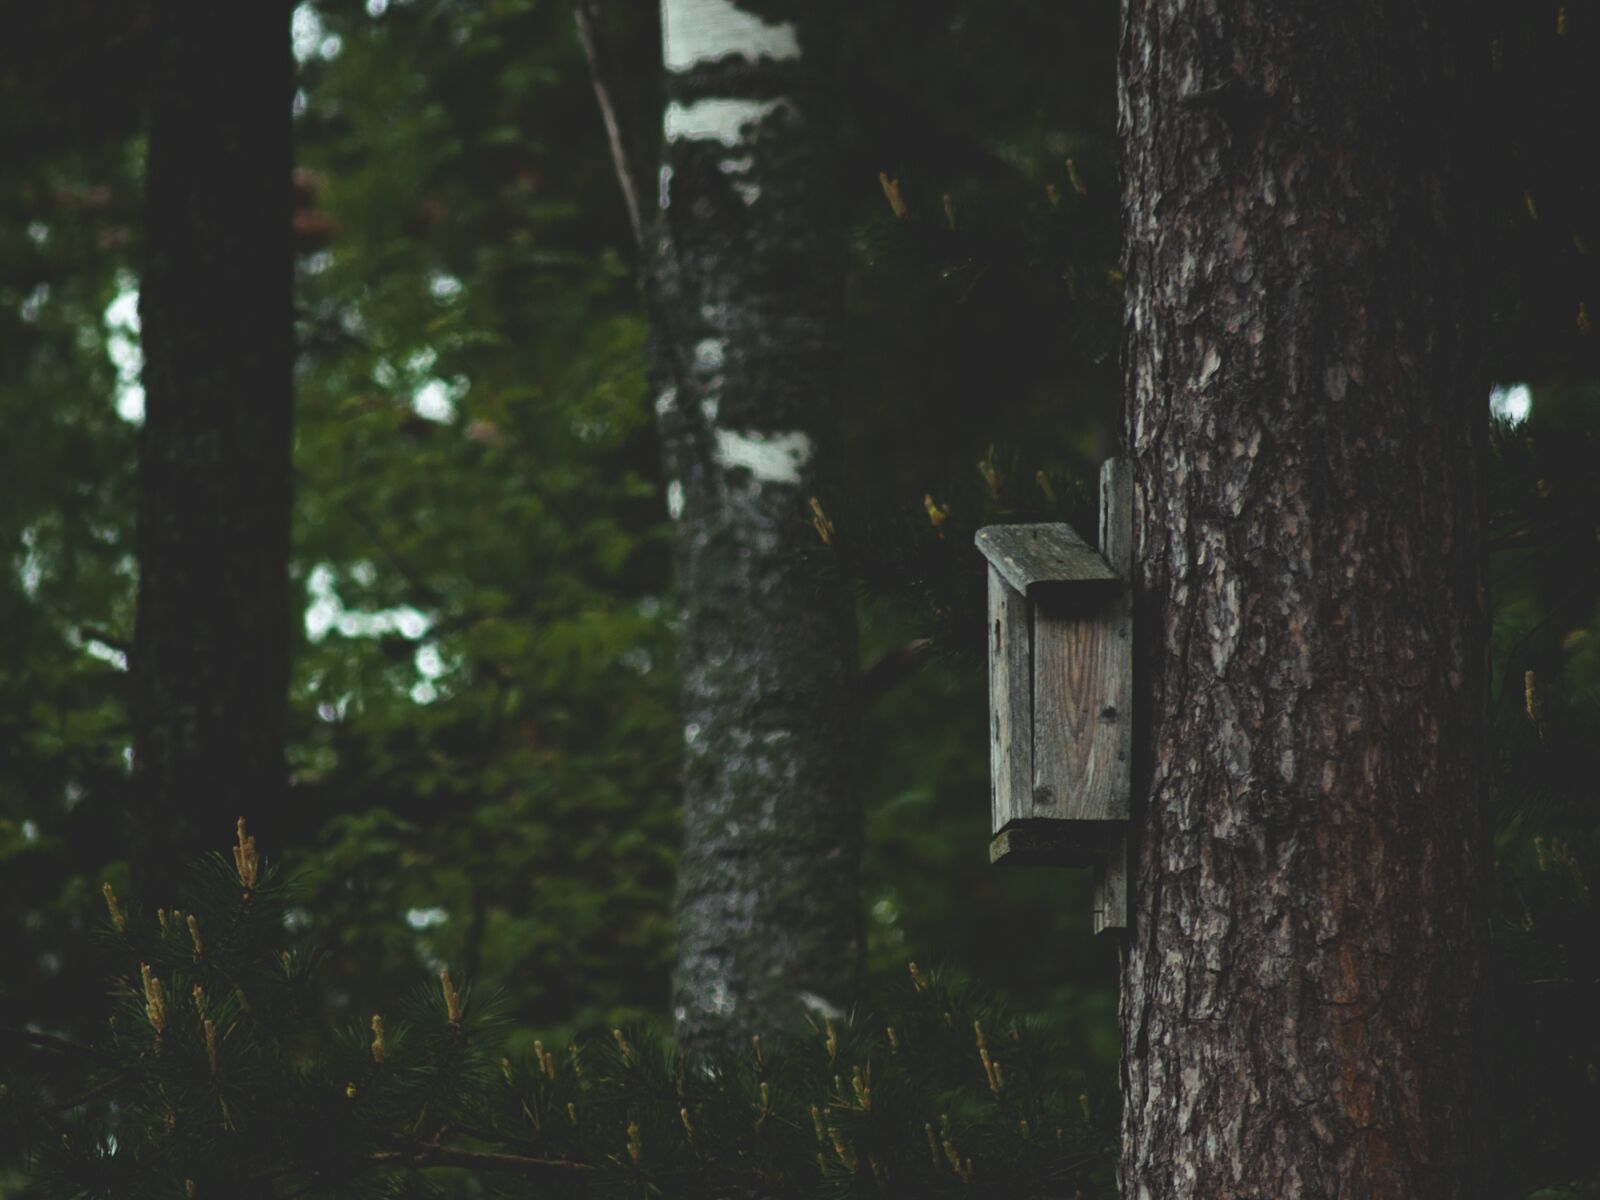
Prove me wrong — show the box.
[371,1143,590,1182]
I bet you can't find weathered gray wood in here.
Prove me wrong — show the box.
[987,566,1033,832]
[1093,458,1134,933]
[1031,531,1131,825]
[982,503,1132,871]
[1093,836,1128,934]
[1031,603,1127,820]
[1097,459,1135,593]
[990,822,1120,869]
[975,523,1118,597]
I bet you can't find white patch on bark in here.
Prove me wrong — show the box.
[719,157,760,205]
[694,338,726,370]
[667,480,685,519]
[655,386,678,415]
[691,336,726,419]
[661,0,800,72]
[658,164,673,209]
[665,97,786,146]
[706,975,736,1016]
[713,429,812,484]
[694,337,725,421]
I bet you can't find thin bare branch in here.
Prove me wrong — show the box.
[573,0,645,252]
[2,1028,99,1057]
[47,1071,136,1114]
[371,1144,590,1183]
[859,637,937,706]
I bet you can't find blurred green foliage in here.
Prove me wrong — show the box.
[1,0,1126,1055]
[0,0,1596,1195]
[286,0,681,1041]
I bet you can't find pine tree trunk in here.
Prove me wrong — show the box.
[1117,3,1491,1195]
[132,1,293,892]
[652,0,860,1050]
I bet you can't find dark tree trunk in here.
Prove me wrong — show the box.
[652,0,860,1050]
[1118,2,1491,1195]
[132,0,293,893]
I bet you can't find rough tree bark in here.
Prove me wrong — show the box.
[1118,2,1491,1195]
[132,0,293,892]
[652,0,861,1050]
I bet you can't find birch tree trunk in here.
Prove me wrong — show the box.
[132,0,293,891]
[652,0,861,1050]
[1118,2,1492,1194]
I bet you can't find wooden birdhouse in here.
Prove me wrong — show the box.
[976,460,1132,932]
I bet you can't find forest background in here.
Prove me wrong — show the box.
[0,1,1596,1194]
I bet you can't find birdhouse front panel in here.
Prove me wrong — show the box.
[1031,590,1130,824]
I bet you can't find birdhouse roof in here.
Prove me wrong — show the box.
[975,522,1119,595]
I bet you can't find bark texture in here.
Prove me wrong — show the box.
[132,0,293,892]
[1118,2,1491,1195]
[653,0,860,1050]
